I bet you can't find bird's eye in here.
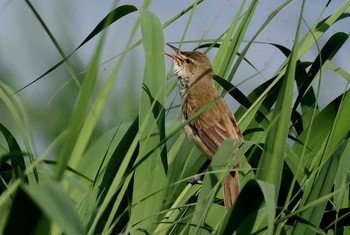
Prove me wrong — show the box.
[185,59,191,64]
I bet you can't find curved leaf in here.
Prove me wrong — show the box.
[23,182,86,235]
[0,123,27,182]
[293,32,349,111]
[129,8,167,234]
[218,179,275,235]
[15,5,138,93]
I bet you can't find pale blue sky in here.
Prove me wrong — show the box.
[0,0,349,152]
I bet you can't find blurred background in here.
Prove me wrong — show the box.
[0,0,349,154]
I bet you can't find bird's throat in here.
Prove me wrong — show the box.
[177,75,189,97]
[173,63,189,97]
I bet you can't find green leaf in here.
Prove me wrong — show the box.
[128,8,167,233]
[0,123,27,182]
[334,139,350,210]
[214,75,269,128]
[218,180,275,235]
[97,117,139,200]
[296,1,350,58]
[292,215,326,235]
[190,139,245,234]
[255,51,293,192]
[293,32,349,111]
[226,0,293,83]
[23,182,85,235]
[15,5,138,93]
[289,89,350,234]
[86,118,139,234]
[4,187,50,235]
[213,0,258,79]
[0,83,37,180]
[77,5,138,49]
[256,0,303,199]
[54,31,104,180]
[291,149,340,234]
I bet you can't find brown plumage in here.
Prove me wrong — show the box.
[164,44,242,209]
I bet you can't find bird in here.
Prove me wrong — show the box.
[164,43,243,209]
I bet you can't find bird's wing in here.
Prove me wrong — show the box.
[183,96,242,154]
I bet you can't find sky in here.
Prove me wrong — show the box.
[1,0,348,99]
[0,0,349,152]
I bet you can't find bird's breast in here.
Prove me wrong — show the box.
[177,76,189,97]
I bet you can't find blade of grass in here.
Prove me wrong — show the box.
[218,180,275,235]
[88,119,138,234]
[226,0,293,83]
[293,32,349,111]
[0,82,38,181]
[294,89,350,233]
[291,149,340,234]
[128,8,167,234]
[190,139,245,234]
[334,139,350,210]
[54,26,105,181]
[87,133,140,235]
[296,0,350,59]
[23,0,81,90]
[14,5,138,93]
[0,123,27,182]
[23,182,86,235]
[212,0,255,78]
[256,0,304,203]
[3,187,50,235]
[15,1,204,94]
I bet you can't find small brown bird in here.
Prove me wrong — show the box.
[164,44,243,209]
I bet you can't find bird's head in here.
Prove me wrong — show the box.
[164,43,212,83]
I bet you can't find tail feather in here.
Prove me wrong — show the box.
[223,171,240,210]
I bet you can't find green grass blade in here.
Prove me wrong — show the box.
[297,0,350,59]
[334,139,350,210]
[23,182,85,235]
[291,151,340,234]
[128,8,167,233]
[87,134,140,235]
[325,89,350,157]
[290,69,350,234]
[227,0,293,83]
[213,0,258,78]
[54,32,104,181]
[97,118,138,200]
[256,0,304,200]
[17,0,80,94]
[190,140,238,234]
[0,123,27,182]
[3,187,50,235]
[0,83,37,180]
[88,119,138,234]
[218,179,275,235]
[190,139,248,234]
[15,5,138,93]
[287,93,340,183]
[293,32,349,111]
[77,5,138,49]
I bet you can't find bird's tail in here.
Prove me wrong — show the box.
[223,170,240,210]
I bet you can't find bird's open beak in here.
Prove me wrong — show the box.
[163,52,184,64]
[166,43,180,52]
[163,43,184,64]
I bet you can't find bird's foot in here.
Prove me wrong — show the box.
[188,175,203,185]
